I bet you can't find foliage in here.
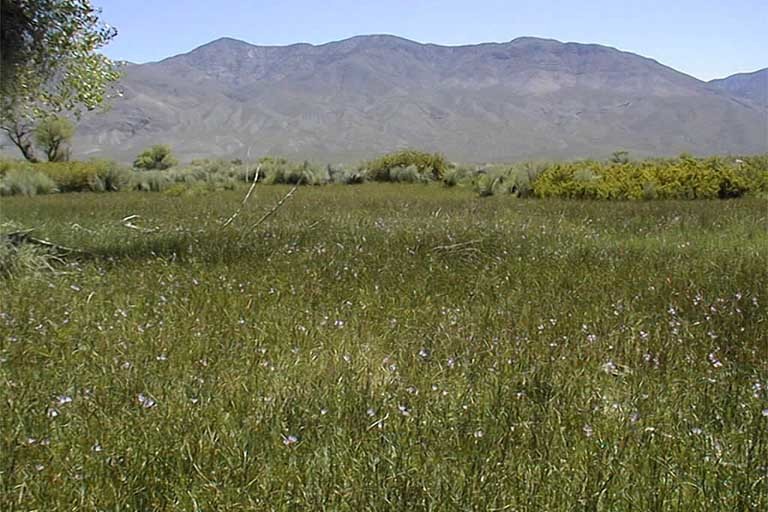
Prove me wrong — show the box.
[531,155,768,200]
[128,169,172,192]
[0,159,131,194]
[266,160,328,185]
[133,144,178,170]
[0,238,55,278]
[0,0,119,160]
[34,116,75,162]
[0,168,58,196]
[0,188,765,509]
[366,149,449,181]
[0,0,119,113]
[329,165,367,185]
[610,150,630,164]
[388,165,431,183]
[35,160,130,192]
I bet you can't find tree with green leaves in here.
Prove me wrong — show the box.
[134,145,178,170]
[35,116,76,162]
[0,0,120,161]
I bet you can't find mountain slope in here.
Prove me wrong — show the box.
[709,68,768,108]
[75,35,767,162]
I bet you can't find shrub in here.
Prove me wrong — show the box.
[366,150,448,181]
[129,170,172,192]
[267,160,327,185]
[530,155,768,200]
[474,174,502,197]
[389,165,430,183]
[442,165,479,187]
[134,144,177,170]
[0,238,56,278]
[330,166,367,185]
[34,160,130,192]
[0,168,58,196]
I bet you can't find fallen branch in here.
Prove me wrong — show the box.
[120,215,159,233]
[249,185,298,231]
[223,164,261,228]
[431,239,481,252]
[1,230,86,255]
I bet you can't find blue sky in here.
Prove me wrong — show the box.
[94,0,766,81]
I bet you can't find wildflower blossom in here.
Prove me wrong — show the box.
[137,393,157,409]
[56,395,73,406]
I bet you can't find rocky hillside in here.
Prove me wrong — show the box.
[73,35,767,163]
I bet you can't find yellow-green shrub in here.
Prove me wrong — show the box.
[366,150,448,181]
[34,160,130,192]
[531,155,768,200]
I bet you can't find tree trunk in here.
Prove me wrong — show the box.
[1,122,38,162]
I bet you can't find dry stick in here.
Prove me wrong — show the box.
[431,239,481,252]
[2,230,84,254]
[223,164,262,228]
[249,185,298,231]
[120,215,159,233]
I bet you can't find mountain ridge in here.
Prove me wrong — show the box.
[71,35,767,163]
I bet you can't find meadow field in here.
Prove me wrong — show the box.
[1,185,767,510]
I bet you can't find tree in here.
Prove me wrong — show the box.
[3,120,39,162]
[610,151,630,164]
[0,0,120,161]
[134,145,178,170]
[35,116,75,162]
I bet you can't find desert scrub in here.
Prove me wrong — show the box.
[532,155,768,200]
[366,149,449,181]
[0,160,131,194]
[0,168,58,196]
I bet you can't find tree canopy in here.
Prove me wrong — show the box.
[134,145,178,170]
[1,0,120,160]
[35,116,75,161]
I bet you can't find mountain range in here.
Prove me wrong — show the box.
[72,35,767,163]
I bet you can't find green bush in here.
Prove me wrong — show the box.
[0,168,58,196]
[266,160,327,185]
[474,173,502,197]
[389,165,430,183]
[329,165,367,185]
[530,155,768,200]
[33,160,130,193]
[129,170,172,192]
[366,150,448,181]
[134,144,178,170]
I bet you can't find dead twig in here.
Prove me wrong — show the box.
[223,164,262,228]
[1,230,84,255]
[431,239,481,252]
[248,185,298,232]
[120,215,159,233]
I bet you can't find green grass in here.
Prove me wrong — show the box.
[1,185,767,510]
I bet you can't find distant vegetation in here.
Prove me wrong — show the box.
[2,149,766,200]
[133,144,178,170]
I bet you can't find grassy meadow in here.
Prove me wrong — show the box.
[1,185,767,510]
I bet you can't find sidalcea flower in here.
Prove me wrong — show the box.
[137,393,157,409]
[56,395,73,406]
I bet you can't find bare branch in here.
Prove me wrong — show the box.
[222,164,261,228]
[248,186,298,232]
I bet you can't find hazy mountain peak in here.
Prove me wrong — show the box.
[710,68,768,107]
[76,35,766,163]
